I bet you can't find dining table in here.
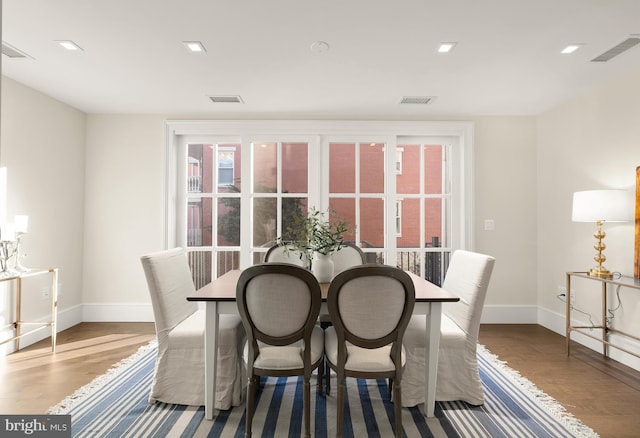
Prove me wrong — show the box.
[187,268,459,420]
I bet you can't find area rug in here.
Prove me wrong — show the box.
[49,342,599,437]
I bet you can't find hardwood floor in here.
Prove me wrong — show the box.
[479,324,640,438]
[0,322,155,415]
[1,323,639,437]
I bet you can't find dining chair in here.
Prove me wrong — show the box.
[236,263,324,438]
[401,249,495,406]
[140,247,245,409]
[331,242,366,275]
[324,264,415,438]
[264,243,308,267]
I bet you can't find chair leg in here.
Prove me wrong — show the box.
[245,375,255,438]
[394,384,402,438]
[317,359,324,395]
[325,358,331,395]
[336,375,345,438]
[304,376,311,438]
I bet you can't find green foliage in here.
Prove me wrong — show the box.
[277,207,354,264]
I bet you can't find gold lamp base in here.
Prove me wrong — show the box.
[587,220,614,279]
[588,266,613,278]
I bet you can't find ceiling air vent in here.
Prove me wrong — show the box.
[591,37,640,62]
[400,96,434,105]
[2,42,30,59]
[208,95,244,103]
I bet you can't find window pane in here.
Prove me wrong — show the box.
[424,198,442,248]
[253,197,276,247]
[397,144,420,194]
[281,197,308,241]
[424,251,443,286]
[253,142,277,193]
[360,143,384,193]
[282,142,308,193]
[329,143,355,193]
[328,198,356,242]
[424,145,443,194]
[360,198,384,248]
[217,198,240,246]
[217,144,241,193]
[187,197,212,247]
[188,144,204,193]
[397,250,420,275]
[216,250,240,277]
[397,198,420,247]
[187,250,211,289]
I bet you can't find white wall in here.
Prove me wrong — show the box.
[81,115,166,321]
[0,77,86,352]
[537,67,640,366]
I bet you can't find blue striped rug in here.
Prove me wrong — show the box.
[49,342,598,437]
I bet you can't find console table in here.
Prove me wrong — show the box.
[0,268,58,353]
[566,271,640,358]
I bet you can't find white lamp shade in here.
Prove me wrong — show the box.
[572,189,633,222]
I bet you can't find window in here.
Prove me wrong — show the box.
[167,121,473,285]
[395,147,404,174]
[395,200,402,236]
[217,147,235,186]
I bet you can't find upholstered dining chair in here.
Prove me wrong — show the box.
[236,263,324,438]
[331,242,366,275]
[401,249,495,407]
[324,264,415,438]
[264,243,308,267]
[140,247,245,409]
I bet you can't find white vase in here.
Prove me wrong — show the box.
[312,252,334,283]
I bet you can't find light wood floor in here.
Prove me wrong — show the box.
[1,323,639,437]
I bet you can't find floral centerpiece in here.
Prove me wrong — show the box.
[277,208,353,279]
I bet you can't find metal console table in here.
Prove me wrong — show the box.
[0,268,58,353]
[566,271,640,358]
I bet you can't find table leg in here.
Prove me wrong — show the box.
[15,277,22,351]
[205,301,220,420]
[566,273,571,356]
[51,269,58,353]
[423,301,442,417]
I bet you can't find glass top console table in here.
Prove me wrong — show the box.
[566,271,640,358]
[0,268,59,353]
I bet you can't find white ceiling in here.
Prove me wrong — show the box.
[3,0,640,116]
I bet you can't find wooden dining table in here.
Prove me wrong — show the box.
[187,269,459,420]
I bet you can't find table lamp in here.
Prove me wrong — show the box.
[572,189,633,278]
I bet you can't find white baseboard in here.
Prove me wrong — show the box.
[481,304,538,323]
[82,302,154,322]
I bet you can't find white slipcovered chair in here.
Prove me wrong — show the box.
[264,243,308,267]
[331,242,366,275]
[401,249,495,406]
[140,247,245,409]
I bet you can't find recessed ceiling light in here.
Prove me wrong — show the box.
[561,44,583,54]
[183,41,206,53]
[438,42,457,53]
[55,40,83,51]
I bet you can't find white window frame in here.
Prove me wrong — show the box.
[165,120,474,272]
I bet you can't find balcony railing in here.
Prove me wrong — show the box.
[187,176,202,193]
